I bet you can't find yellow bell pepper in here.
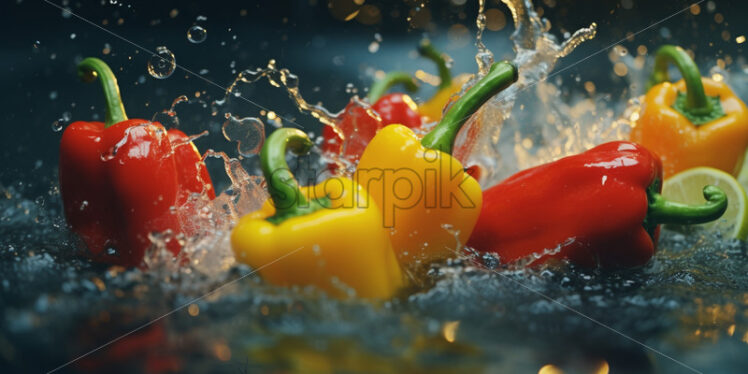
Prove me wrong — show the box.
[354,61,518,268]
[231,128,404,299]
[630,45,748,178]
[417,40,473,123]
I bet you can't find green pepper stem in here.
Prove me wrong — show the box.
[647,185,727,226]
[368,72,419,103]
[418,40,452,90]
[649,45,712,116]
[78,57,128,128]
[420,61,518,154]
[261,128,329,224]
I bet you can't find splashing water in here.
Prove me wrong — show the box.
[457,0,599,186]
[215,59,338,127]
[212,59,383,173]
[151,95,190,128]
[221,114,265,157]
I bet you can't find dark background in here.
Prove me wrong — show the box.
[1,0,746,195]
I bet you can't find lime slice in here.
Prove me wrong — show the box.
[662,167,748,240]
[737,148,748,188]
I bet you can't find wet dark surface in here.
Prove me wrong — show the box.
[1,1,748,373]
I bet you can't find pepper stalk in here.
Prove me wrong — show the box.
[367,72,419,102]
[648,45,725,125]
[261,128,330,224]
[421,61,518,154]
[644,182,727,235]
[418,39,452,90]
[78,57,128,128]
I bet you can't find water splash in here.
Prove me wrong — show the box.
[221,114,265,157]
[215,59,339,127]
[151,95,190,128]
[456,0,598,186]
[474,0,494,75]
[213,59,384,173]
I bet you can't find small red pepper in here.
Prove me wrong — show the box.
[467,141,727,268]
[59,58,215,267]
[322,72,421,171]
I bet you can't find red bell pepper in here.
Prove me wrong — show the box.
[467,141,727,268]
[59,57,215,267]
[322,72,421,171]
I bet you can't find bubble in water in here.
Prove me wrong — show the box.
[51,111,71,132]
[187,25,207,44]
[51,121,63,132]
[147,46,176,79]
[222,114,266,157]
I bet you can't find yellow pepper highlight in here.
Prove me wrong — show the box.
[355,61,518,269]
[630,45,748,178]
[231,128,404,299]
[355,124,483,266]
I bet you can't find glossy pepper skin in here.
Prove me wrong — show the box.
[231,128,404,299]
[59,58,214,267]
[468,141,728,268]
[323,73,421,171]
[417,40,472,123]
[355,61,518,268]
[630,45,748,178]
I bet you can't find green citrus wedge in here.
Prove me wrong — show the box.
[662,167,748,240]
[737,148,748,188]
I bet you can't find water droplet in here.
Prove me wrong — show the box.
[659,27,672,39]
[187,25,207,44]
[69,33,76,40]
[51,111,71,132]
[51,120,63,132]
[80,200,89,211]
[222,114,265,156]
[368,41,379,53]
[147,46,176,79]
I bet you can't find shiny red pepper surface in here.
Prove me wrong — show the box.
[467,141,727,268]
[59,58,214,267]
[323,73,421,171]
